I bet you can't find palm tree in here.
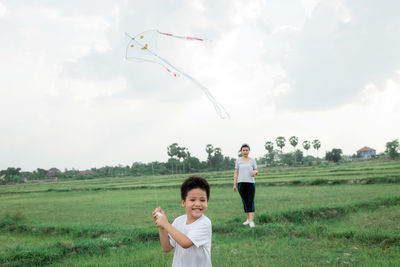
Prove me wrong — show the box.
[167,143,179,174]
[181,147,188,173]
[186,151,191,171]
[302,140,311,156]
[275,136,286,152]
[213,147,223,170]
[264,141,274,154]
[206,144,214,168]
[289,136,299,164]
[264,141,275,165]
[312,139,321,158]
[176,147,188,173]
[289,136,298,151]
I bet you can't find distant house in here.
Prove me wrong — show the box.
[79,170,96,175]
[46,168,61,177]
[357,147,376,159]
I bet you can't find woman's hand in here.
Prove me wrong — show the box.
[251,170,258,177]
[233,184,237,192]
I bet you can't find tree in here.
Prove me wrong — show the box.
[326,148,343,163]
[212,147,224,170]
[186,151,191,171]
[178,147,188,173]
[294,149,304,164]
[275,136,286,152]
[0,167,22,183]
[385,139,400,159]
[302,140,311,155]
[167,143,178,159]
[264,141,274,154]
[265,152,275,166]
[264,141,275,165]
[184,156,202,172]
[312,139,321,158]
[205,144,214,168]
[289,136,299,163]
[289,136,298,150]
[167,143,179,173]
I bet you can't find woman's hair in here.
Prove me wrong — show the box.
[181,176,210,200]
[240,143,250,151]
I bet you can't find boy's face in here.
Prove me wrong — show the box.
[181,188,208,219]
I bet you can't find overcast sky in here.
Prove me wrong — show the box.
[1,0,399,171]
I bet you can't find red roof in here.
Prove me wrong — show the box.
[357,146,376,152]
[46,168,61,176]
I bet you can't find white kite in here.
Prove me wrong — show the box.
[125,30,230,120]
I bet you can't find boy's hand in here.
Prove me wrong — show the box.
[251,170,258,177]
[152,207,169,228]
[152,207,163,218]
[233,184,237,192]
[152,207,163,220]
[155,213,169,229]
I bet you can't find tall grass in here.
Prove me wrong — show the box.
[0,159,399,266]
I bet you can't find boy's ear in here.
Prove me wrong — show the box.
[181,199,185,207]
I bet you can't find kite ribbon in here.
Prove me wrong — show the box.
[157,31,206,42]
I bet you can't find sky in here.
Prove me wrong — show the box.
[1,0,399,171]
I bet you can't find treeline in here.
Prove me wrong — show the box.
[260,137,399,166]
[1,139,398,184]
[261,136,322,166]
[0,143,235,183]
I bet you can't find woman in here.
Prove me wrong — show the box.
[233,144,258,227]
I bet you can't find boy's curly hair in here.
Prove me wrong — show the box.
[181,176,210,200]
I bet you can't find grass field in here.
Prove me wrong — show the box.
[1,159,399,266]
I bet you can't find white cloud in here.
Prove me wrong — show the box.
[0,2,8,17]
[275,0,400,110]
[0,0,399,171]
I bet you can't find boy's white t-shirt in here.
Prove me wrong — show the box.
[169,214,212,267]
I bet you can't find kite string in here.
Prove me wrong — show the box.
[151,163,159,207]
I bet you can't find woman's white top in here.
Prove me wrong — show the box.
[169,214,212,267]
[235,157,257,183]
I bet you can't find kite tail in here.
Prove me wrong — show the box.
[181,72,231,120]
[154,54,230,120]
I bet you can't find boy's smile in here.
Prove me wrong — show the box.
[181,188,208,223]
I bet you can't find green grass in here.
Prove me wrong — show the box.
[326,205,400,237]
[0,159,399,266]
[1,159,399,194]
[2,184,400,227]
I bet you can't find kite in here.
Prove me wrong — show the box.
[125,30,230,120]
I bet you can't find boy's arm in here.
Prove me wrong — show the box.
[158,228,174,253]
[163,223,194,249]
[153,208,174,253]
[155,215,194,249]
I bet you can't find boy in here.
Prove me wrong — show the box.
[152,176,212,267]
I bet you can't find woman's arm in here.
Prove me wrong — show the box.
[233,168,238,192]
[251,159,258,177]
